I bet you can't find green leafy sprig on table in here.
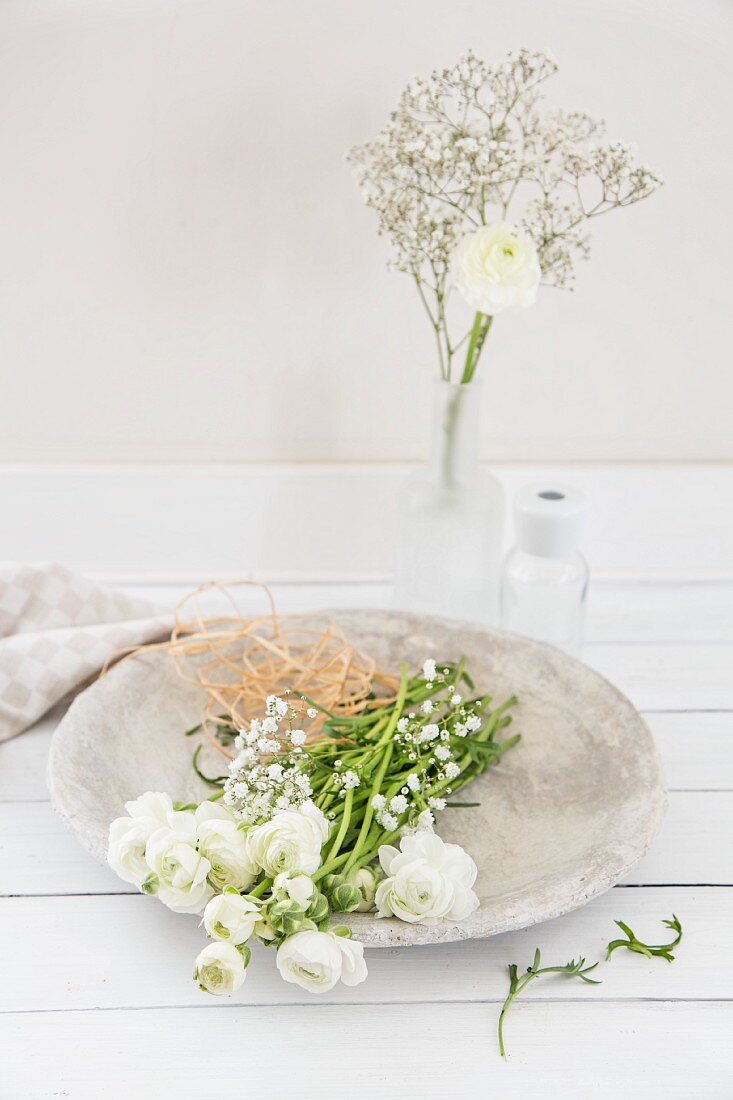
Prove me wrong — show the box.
[606,914,683,962]
[498,950,601,1058]
[498,914,685,1057]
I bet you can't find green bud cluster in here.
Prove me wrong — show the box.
[321,873,362,914]
[262,888,333,942]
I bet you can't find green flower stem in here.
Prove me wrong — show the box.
[250,877,272,899]
[325,787,354,864]
[340,666,409,875]
[460,311,493,384]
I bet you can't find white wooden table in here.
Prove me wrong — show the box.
[1,467,732,1098]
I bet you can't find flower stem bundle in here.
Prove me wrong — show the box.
[107,657,519,995]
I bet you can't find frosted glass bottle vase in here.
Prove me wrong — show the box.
[393,380,505,624]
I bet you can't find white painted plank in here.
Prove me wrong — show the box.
[0,887,725,1013]
[623,791,733,885]
[2,1002,730,1100]
[584,643,733,711]
[0,713,59,802]
[585,581,733,643]
[648,712,733,790]
[2,463,732,578]
[120,579,733,643]
[0,801,128,896]
[2,793,731,897]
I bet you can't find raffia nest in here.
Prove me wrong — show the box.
[124,582,398,760]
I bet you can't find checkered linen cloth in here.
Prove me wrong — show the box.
[0,562,172,741]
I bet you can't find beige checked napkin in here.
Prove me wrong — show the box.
[0,563,172,742]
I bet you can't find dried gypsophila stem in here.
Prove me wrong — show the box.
[348,47,662,379]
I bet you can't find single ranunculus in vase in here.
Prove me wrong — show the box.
[451,221,540,314]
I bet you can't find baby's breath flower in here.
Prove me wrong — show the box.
[422,659,437,682]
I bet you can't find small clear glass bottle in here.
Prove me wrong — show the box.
[501,484,588,657]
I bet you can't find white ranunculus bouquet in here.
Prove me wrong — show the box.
[107,659,519,995]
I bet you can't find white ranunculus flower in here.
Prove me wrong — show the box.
[246,801,329,877]
[107,791,175,885]
[347,866,381,912]
[375,831,479,925]
[202,891,260,945]
[124,791,173,824]
[276,930,368,993]
[273,871,317,906]
[144,811,213,914]
[107,815,156,886]
[194,941,247,995]
[451,221,540,315]
[195,804,258,892]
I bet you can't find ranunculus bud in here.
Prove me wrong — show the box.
[330,882,362,913]
[306,890,330,927]
[347,865,381,912]
[320,873,346,895]
[268,898,315,936]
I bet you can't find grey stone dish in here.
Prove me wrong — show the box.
[48,610,666,947]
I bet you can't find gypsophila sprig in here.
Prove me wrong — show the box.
[348,48,661,382]
[498,948,601,1058]
[106,658,519,997]
[606,914,683,963]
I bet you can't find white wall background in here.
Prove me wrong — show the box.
[0,0,731,463]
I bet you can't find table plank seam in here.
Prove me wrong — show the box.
[4,996,733,1017]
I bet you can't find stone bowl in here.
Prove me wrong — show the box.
[48,609,666,947]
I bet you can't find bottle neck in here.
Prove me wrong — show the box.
[428,380,481,483]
